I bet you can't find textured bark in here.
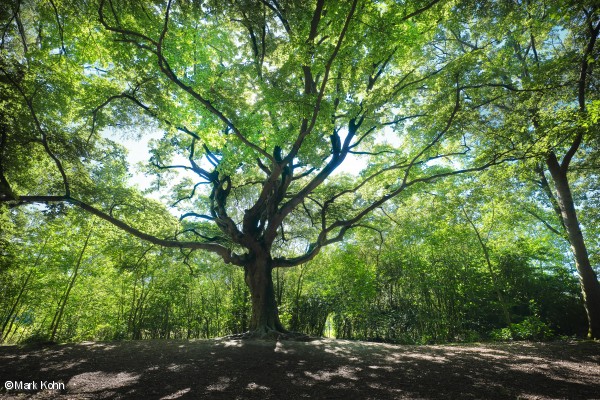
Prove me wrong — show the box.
[547,154,600,339]
[244,256,286,335]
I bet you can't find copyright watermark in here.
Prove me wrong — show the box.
[4,380,65,391]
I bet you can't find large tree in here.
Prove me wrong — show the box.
[1,0,524,336]
[538,3,600,340]
[453,0,600,339]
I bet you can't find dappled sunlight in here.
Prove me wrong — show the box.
[310,339,363,362]
[0,339,598,399]
[1,1,599,399]
[68,371,139,393]
[386,351,449,364]
[274,340,296,354]
[246,382,270,391]
[322,345,357,358]
[206,376,235,392]
[304,365,362,382]
[166,363,185,372]
[40,360,86,371]
[506,358,600,386]
[436,345,511,357]
[219,339,244,348]
[159,387,191,399]
[367,364,394,371]
[80,341,119,351]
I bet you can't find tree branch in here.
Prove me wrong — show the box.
[401,0,442,21]
[98,0,274,162]
[525,209,564,237]
[284,0,358,164]
[259,0,291,34]
[0,65,70,197]
[3,195,244,265]
[400,74,462,187]
[179,212,215,221]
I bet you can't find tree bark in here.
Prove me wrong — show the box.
[546,154,600,339]
[244,255,286,335]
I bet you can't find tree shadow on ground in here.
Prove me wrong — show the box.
[0,339,599,399]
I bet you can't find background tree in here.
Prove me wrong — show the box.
[0,168,587,344]
[444,0,600,338]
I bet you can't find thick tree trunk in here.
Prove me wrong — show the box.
[547,156,600,339]
[244,256,286,335]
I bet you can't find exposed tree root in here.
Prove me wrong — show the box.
[224,328,315,342]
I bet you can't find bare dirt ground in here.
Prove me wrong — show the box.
[0,339,599,399]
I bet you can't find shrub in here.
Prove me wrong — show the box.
[491,315,555,341]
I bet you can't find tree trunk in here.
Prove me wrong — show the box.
[1,238,48,342]
[1,269,34,342]
[462,207,513,333]
[244,256,286,335]
[49,229,92,342]
[547,155,600,339]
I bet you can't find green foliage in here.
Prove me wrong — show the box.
[492,316,555,342]
[0,168,590,344]
[1,0,598,342]
[257,171,587,344]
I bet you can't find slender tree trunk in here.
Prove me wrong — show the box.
[49,229,92,342]
[462,207,513,332]
[546,155,600,339]
[211,278,220,334]
[1,269,33,342]
[3,303,25,343]
[164,303,170,339]
[244,255,286,335]
[291,265,305,331]
[1,238,48,342]
[275,268,282,304]
[241,281,249,332]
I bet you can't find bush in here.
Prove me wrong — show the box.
[491,315,555,341]
[20,333,55,346]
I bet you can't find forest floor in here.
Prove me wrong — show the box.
[0,339,599,399]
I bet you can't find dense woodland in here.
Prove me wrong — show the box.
[1,0,599,344]
[1,174,593,343]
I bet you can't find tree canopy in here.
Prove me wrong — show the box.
[1,0,599,338]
